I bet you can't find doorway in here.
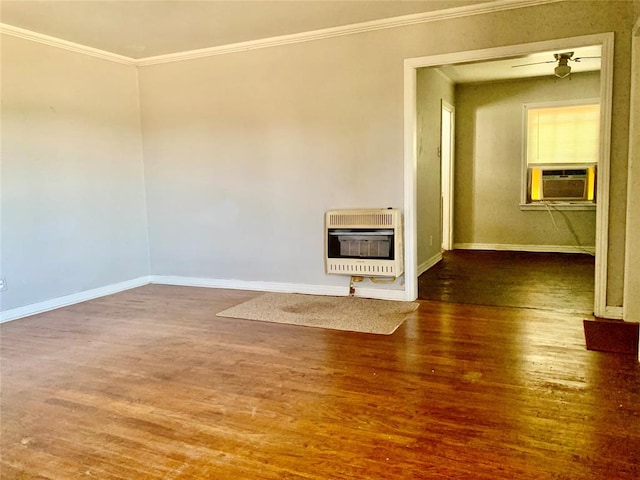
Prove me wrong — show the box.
[403,33,614,319]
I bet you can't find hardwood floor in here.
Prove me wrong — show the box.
[1,284,639,479]
[418,250,595,313]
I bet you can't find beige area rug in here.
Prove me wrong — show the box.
[216,293,420,335]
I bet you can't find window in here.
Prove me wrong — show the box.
[522,100,599,207]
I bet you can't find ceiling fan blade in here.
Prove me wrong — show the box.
[572,56,601,62]
[512,60,556,68]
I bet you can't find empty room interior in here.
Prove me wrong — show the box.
[1,1,639,479]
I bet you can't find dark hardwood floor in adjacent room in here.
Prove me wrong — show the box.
[2,284,639,479]
[419,250,595,313]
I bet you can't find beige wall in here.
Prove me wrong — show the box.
[0,35,149,310]
[624,20,640,322]
[416,68,455,268]
[453,71,599,249]
[139,39,405,287]
[139,1,634,300]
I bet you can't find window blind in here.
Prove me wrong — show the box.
[526,103,600,165]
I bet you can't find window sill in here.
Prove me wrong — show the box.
[520,202,597,211]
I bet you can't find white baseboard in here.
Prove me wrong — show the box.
[603,306,624,320]
[0,276,151,323]
[19,264,623,324]
[349,287,408,301]
[452,243,596,255]
[417,252,443,276]
[150,275,408,301]
[0,275,411,324]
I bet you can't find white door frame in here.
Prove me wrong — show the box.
[403,33,614,319]
[440,100,455,251]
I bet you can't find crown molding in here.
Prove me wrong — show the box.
[137,0,563,66]
[433,68,455,85]
[1,0,563,67]
[0,23,137,66]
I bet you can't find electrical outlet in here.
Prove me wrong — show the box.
[429,235,433,247]
[0,278,6,292]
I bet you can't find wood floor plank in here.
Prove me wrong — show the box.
[1,285,639,479]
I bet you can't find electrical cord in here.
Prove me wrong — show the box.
[542,201,595,256]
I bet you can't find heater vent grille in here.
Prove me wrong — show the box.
[327,212,395,227]
[327,262,398,275]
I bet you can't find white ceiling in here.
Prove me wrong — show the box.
[0,0,601,82]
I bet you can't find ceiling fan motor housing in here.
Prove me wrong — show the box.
[554,52,573,78]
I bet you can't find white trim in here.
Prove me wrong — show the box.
[403,62,419,302]
[0,23,136,66]
[404,34,613,71]
[0,277,150,323]
[150,276,407,301]
[137,0,560,66]
[603,306,624,320]
[624,27,639,324]
[404,33,614,318]
[434,69,455,85]
[452,243,595,255]
[417,252,443,276]
[354,287,408,302]
[631,24,640,365]
[1,1,561,67]
[593,33,614,318]
[0,275,409,323]
[519,202,596,211]
[441,100,456,251]
[523,98,601,109]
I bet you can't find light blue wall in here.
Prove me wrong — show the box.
[1,36,149,311]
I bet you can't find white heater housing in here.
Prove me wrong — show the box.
[325,208,404,277]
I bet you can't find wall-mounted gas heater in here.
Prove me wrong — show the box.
[325,208,404,277]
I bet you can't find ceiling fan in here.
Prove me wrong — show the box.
[513,51,601,78]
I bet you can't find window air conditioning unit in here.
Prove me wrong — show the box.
[540,168,589,201]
